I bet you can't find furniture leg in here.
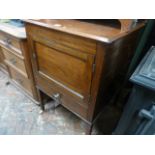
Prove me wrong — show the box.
[36,88,45,111]
[85,122,93,135]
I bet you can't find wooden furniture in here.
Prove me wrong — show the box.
[0,22,38,101]
[0,46,8,74]
[24,19,145,134]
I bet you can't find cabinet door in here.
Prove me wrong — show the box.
[28,37,95,104]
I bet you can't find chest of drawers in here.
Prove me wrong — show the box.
[24,19,145,134]
[0,23,38,101]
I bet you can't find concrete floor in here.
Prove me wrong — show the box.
[0,70,100,135]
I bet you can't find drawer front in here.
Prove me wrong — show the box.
[2,48,27,77]
[36,75,88,120]
[9,67,32,95]
[0,47,8,71]
[26,24,96,55]
[0,31,22,54]
[0,47,3,62]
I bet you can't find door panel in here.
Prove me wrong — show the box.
[34,42,94,97]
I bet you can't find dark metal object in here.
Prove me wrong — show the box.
[135,105,155,135]
[10,19,24,27]
[126,20,155,79]
[114,46,155,135]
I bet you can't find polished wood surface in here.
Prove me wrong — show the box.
[0,31,22,54]
[26,23,96,54]
[24,19,145,43]
[9,67,33,96]
[2,48,27,77]
[35,42,94,97]
[25,19,145,134]
[0,46,8,73]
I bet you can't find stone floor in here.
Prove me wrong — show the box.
[0,70,100,135]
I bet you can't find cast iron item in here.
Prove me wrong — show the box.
[114,46,155,135]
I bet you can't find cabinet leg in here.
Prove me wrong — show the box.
[85,123,93,135]
[40,100,45,111]
[36,89,45,111]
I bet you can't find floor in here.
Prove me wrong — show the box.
[0,70,100,135]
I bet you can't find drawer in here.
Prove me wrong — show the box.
[2,48,28,77]
[0,48,8,72]
[26,24,96,55]
[9,67,32,96]
[0,47,4,65]
[3,49,28,77]
[36,75,88,120]
[0,31,22,54]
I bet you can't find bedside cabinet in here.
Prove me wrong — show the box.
[24,19,145,134]
[0,23,38,102]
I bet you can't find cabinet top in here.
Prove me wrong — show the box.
[24,19,145,43]
[0,23,26,39]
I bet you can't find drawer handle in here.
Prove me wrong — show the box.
[10,58,17,65]
[53,93,60,99]
[52,93,61,107]
[3,38,12,47]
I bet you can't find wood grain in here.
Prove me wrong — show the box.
[9,67,33,96]
[35,42,94,96]
[24,19,145,134]
[24,19,145,43]
[0,25,39,102]
[2,48,27,77]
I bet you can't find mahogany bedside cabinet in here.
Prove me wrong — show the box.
[24,19,145,134]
